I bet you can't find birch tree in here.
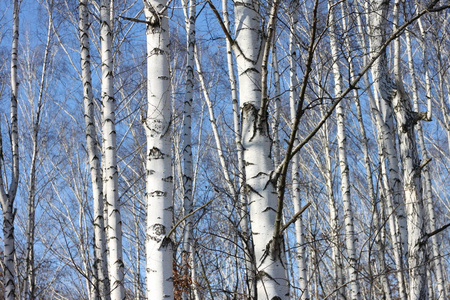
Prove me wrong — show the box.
[409,16,447,298]
[368,0,443,298]
[100,0,125,298]
[222,0,257,296]
[143,0,174,298]
[345,3,391,297]
[234,0,290,298]
[392,1,428,298]
[288,2,308,298]
[80,0,109,298]
[22,5,53,297]
[328,2,360,298]
[0,0,20,298]
[0,0,447,298]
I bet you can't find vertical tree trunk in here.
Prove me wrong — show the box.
[288,2,308,297]
[100,0,124,298]
[413,18,447,299]
[368,1,409,269]
[0,1,20,299]
[143,1,174,298]
[343,3,391,298]
[24,13,51,298]
[354,12,406,298]
[181,0,196,298]
[322,116,345,300]
[392,2,428,298]
[327,3,360,299]
[234,0,289,298]
[367,4,410,299]
[222,0,257,297]
[80,0,109,298]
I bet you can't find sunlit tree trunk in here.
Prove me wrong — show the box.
[23,7,54,298]
[392,2,428,298]
[328,3,360,299]
[322,115,345,300]
[80,0,109,298]
[343,2,391,298]
[0,1,20,299]
[100,0,124,298]
[143,0,174,298]
[222,0,256,297]
[368,1,409,270]
[288,2,308,297]
[367,4,409,299]
[360,9,407,296]
[181,0,196,298]
[234,0,289,298]
[414,18,447,300]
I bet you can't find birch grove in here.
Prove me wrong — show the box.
[0,0,449,299]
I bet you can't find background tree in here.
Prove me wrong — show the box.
[0,0,20,298]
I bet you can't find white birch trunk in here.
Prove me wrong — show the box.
[181,0,196,298]
[360,18,407,296]
[392,79,428,300]
[322,116,345,300]
[367,6,410,299]
[101,0,125,298]
[436,61,450,155]
[24,10,52,298]
[144,1,174,298]
[288,3,308,297]
[414,19,447,299]
[222,0,256,296]
[355,16,405,297]
[80,0,109,298]
[344,3,391,298]
[327,3,360,299]
[0,1,20,298]
[234,1,289,298]
[369,0,429,298]
[392,3,428,297]
[368,1,409,267]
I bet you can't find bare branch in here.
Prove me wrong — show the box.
[166,199,214,239]
[280,202,311,234]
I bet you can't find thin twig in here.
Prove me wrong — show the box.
[280,202,311,234]
[166,199,214,238]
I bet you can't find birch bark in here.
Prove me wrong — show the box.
[181,0,196,298]
[367,6,411,299]
[328,3,360,298]
[23,9,53,298]
[100,0,125,298]
[222,0,256,296]
[408,20,446,298]
[369,0,430,298]
[143,1,174,298]
[288,3,308,297]
[392,2,428,298]
[356,7,407,296]
[234,0,289,298]
[343,3,391,298]
[406,30,443,298]
[80,0,109,298]
[322,116,345,300]
[368,1,409,267]
[0,1,20,298]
